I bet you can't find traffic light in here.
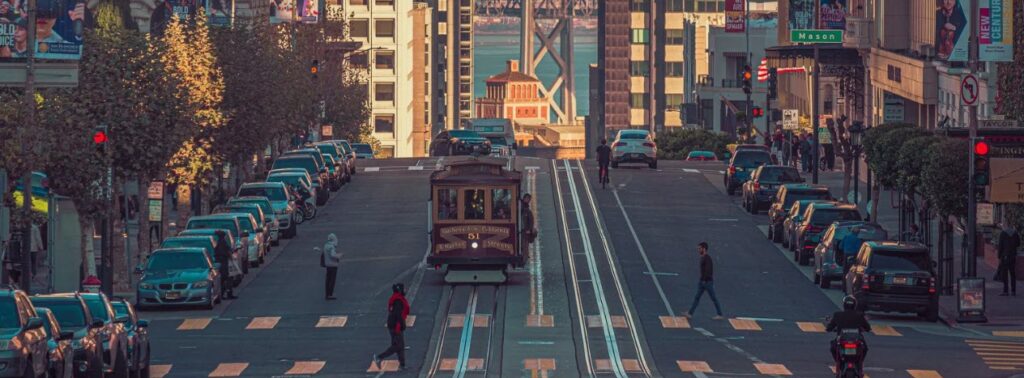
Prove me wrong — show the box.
[310,59,319,79]
[767,67,778,100]
[973,139,990,187]
[93,125,108,156]
[751,106,764,118]
[742,65,752,95]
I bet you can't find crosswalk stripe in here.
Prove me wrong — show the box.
[906,370,943,378]
[151,364,172,378]
[177,318,212,331]
[991,366,1024,370]
[993,331,1024,337]
[526,314,555,327]
[683,168,700,173]
[870,325,902,336]
[968,339,1024,346]
[448,314,466,328]
[473,314,491,327]
[406,315,417,327]
[315,316,348,328]
[440,358,485,371]
[246,316,281,330]
[796,322,825,333]
[659,316,691,329]
[753,363,791,375]
[676,360,713,373]
[523,358,556,371]
[586,315,628,328]
[209,363,248,377]
[367,360,400,372]
[285,361,326,375]
[729,318,761,331]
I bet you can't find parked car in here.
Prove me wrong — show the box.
[843,241,939,321]
[0,289,49,378]
[109,299,150,378]
[237,183,297,239]
[322,155,345,190]
[724,148,772,195]
[793,202,861,265]
[136,248,221,310]
[742,165,803,213]
[35,308,75,378]
[185,215,249,272]
[783,199,832,250]
[351,143,374,159]
[214,203,270,256]
[266,171,317,212]
[767,184,833,243]
[813,221,888,289]
[335,140,357,174]
[685,151,717,161]
[205,213,262,267]
[29,294,105,378]
[272,155,328,206]
[315,142,350,184]
[160,235,242,285]
[430,129,492,156]
[227,196,280,245]
[734,144,772,152]
[78,293,129,378]
[611,129,658,169]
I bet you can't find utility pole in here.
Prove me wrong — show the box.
[965,0,979,278]
[18,0,38,293]
[811,3,820,184]
[744,0,752,137]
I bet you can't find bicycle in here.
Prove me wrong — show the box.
[599,164,610,189]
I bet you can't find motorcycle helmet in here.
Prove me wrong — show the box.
[842,295,857,311]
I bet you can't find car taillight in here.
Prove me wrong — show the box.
[929,277,936,294]
[862,275,874,290]
[842,342,858,349]
[753,183,760,191]
[614,142,627,147]
[643,142,655,148]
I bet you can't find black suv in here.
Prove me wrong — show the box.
[0,289,49,378]
[793,202,861,265]
[742,165,803,213]
[843,241,939,321]
[724,148,773,195]
[767,184,832,243]
[30,293,105,378]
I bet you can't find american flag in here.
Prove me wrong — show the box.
[757,58,769,82]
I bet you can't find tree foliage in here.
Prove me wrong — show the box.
[655,128,737,160]
[921,138,969,218]
[863,123,929,188]
[896,136,941,193]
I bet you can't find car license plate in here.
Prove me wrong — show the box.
[893,277,908,285]
[842,346,858,356]
[164,291,181,300]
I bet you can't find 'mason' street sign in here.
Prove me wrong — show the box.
[790,29,844,44]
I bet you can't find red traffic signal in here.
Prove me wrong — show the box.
[751,107,764,118]
[93,131,108,144]
[974,140,989,156]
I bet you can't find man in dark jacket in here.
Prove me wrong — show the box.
[373,283,410,370]
[521,193,536,244]
[684,242,723,319]
[214,230,235,299]
[999,224,1021,296]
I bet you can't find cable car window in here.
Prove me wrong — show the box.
[492,188,511,220]
[464,189,485,220]
[438,189,458,220]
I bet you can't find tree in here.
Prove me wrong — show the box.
[921,138,969,219]
[654,128,736,160]
[825,116,855,201]
[897,136,942,194]
[863,123,920,218]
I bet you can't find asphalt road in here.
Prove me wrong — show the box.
[137,156,1010,377]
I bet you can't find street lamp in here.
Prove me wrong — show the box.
[848,120,865,208]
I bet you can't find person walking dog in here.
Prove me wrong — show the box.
[684,242,724,319]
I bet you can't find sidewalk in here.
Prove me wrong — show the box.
[815,169,1024,334]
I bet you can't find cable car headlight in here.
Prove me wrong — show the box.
[471,242,479,249]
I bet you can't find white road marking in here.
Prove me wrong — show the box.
[364,167,380,172]
[612,189,678,317]
[683,168,701,173]
[408,165,424,171]
[709,218,739,222]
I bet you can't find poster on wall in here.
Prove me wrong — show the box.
[297,0,318,23]
[936,0,970,61]
[149,0,200,35]
[0,0,86,60]
[270,0,296,23]
[207,0,234,26]
[789,0,815,30]
[818,0,847,30]
[979,0,1014,62]
[725,0,745,33]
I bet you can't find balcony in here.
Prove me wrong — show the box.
[843,17,873,50]
[697,75,714,87]
[720,79,742,88]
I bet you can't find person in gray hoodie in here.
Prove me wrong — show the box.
[321,233,342,300]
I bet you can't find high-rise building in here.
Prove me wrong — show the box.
[342,0,431,158]
[430,0,475,135]
[597,0,726,137]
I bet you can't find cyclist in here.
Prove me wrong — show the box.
[596,139,612,184]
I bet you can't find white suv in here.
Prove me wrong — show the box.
[611,129,658,169]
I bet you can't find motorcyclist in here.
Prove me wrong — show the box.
[827,296,871,365]
[596,139,612,179]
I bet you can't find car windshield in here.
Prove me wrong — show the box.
[110,302,129,319]
[31,301,85,328]
[340,143,353,154]
[83,297,110,322]
[689,151,714,158]
[784,191,831,207]
[187,219,237,237]
[450,130,482,138]
[230,199,271,214]
[811,209,861,225]
[238,187,286,201]
[0,299,19,328]
[317,145,338,158]
[871,250,931,271]
[353,144,372,154]
[267,175,310,190]
[619,132,647,140]
[40,313,56,337]
[235,216,255,233]
[147,252,208,272]
[733,152,772,167]
[273,158,317,174]
[759,168,801,182]
[162,239,211,252]
[836,225,887,241]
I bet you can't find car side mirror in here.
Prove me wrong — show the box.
[24,317,43,331]
[58,331,74,341]
[137,320,149,328]
[115,316,129,324]
[90,320,105,329]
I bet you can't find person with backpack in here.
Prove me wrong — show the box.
[373,283,410,371]
[319,233,341,300]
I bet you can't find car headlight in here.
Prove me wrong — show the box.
[139,282,154,290]
[192,280,210,288]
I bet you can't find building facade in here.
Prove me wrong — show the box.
[431,0,475,134]
[695,24,777,134]
[475,60,550,124]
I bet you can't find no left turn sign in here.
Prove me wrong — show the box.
[961,74,979,106]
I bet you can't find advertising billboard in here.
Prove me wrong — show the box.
[0,0,86,60]
[725,0,745,33]
[936,0,970,61]
[979,0,1013,62]
[819,0,847,30]
[789,0,815,31]
[270,0,317,23]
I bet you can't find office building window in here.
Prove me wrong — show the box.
[375,83,395,102]
[666,29,684,45]
[375,50,395,70]
[630,93,649,109]
[666,62,683,77]
[375,0,393,6]
[375,19,395,38]
[666,0,684,11]
[665,94,684,110]
[350,19,369,38]
[630,0,649,12]
[350,52,369,68]
[631,28,649,44]
[350,0,367,5]
[374,115,395,134]
[630,61,649,77]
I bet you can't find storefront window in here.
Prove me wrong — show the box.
[438,189,457,220]
[492,189,511,220]
[464,189,485,220]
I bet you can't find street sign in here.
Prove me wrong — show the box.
[782,109,799,130]
[147,181,164,200]
[979,119,1020,128]
[0,62,80,88]
[790,29,844,44]
[977,202,995,225]
[961,74,979,106]
[148,200,163,222]
[321,125,333,137]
